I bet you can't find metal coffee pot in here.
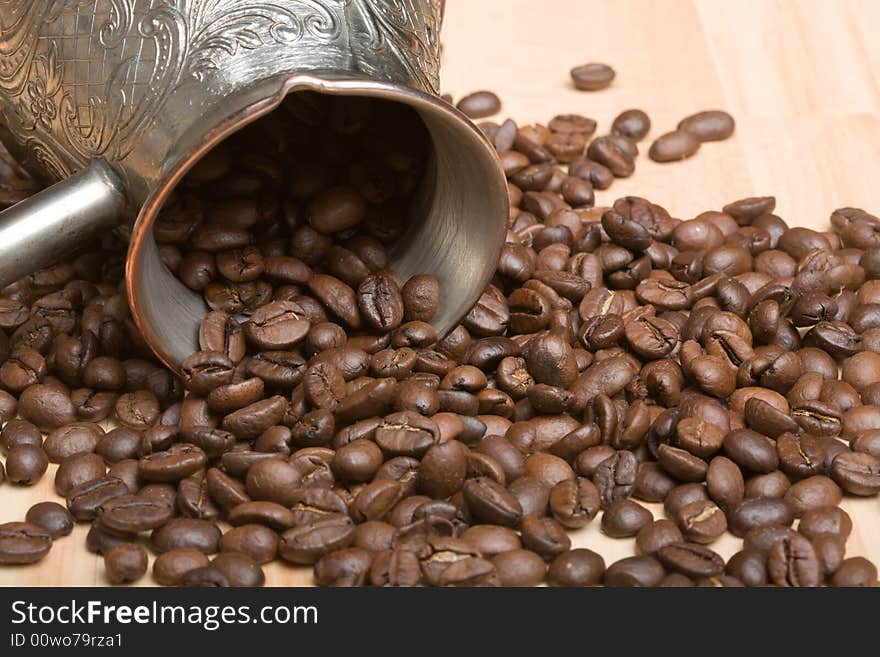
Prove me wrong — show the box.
[0,0,507,370]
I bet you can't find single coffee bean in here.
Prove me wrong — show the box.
[153,548,210,586]
[604,555,665,587]
[5,445,49,485]
[797,506,852,541]
[830,451,880,495]
[649,130,700,162]
[784,475,842,517]
[677,110,735,142]
[278,515,355,565]
[725,549,768,587]
[43,422,103,462]
[706,455,745,509]
[25,502,74,539]
[656,542,724,578]
[593,450,638,507]
[830,557,878,587]
[456,91,501,118]
[611,109,651,141]
[601,498,653,538]
[151,518,221,554]
[491,549,547,586]
[211,552,266,587]
[570,63,615,91]
[54,452,106,496]
[462,477,522,527]
[0,522,53,565]
[636,519,684,556]
[104,543,148,584]
[547,548,605,586]
[767,533,821,587]
[728,496,794,537]
[674,499,727,544]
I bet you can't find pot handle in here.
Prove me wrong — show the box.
[0,160,126,288]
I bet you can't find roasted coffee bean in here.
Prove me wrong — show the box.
[151,548,209,586]
[54,452,105,496]
[636,519,684,556]
[703,454,745,513]
[570,63,615,91]
[151,518,221,554]
[728,496,794,537]
[656,542,724,578]
[104,543,148,584]
[0,522,52,565]
[604,555,665,587]
[767,533,821,587]
[601,499,653,538]
[5,445,49,485]
[830,451,880,495]
[723,429,779,473]
[462,477,523,527]
[491,549,546,586]
[784,475,842,517]
[649,130,700,162]
[725,549,768,587]
[674,499,727,544]
[797,506,852,541]
[547,548,605,586]
[43,422,102,463]
[633,463,677,502]
[139,444,206,483]
[830,557,878,587]
[279,515,355,565]
[587,136,634,178]
[25,502,73,539]
[677,111,735,142]
[611,109,651,141]
[456,91,501,118]
[549,477,600,528]
[593,450,638,507]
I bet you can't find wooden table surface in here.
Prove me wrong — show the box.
[2,0,880,586]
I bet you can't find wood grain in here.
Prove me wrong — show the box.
[2,0,879,586]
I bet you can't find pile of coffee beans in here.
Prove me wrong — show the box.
[0,87,879,588]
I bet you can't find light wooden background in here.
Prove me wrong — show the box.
[2,0,879,586]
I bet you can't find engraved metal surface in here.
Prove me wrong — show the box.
[0,0,443,182]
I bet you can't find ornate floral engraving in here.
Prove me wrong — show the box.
[0,0,443,179]
[348,0,442,94]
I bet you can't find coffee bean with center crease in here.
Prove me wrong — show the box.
[830,451,880,495]
[570,63,615,91]
[357,273,405,331]
[462,477,522,527]
[593,450,638,507]
[674,499,727,544]
[0,522,53,565]
[649,130,700,162]
[244,301,310,350]
[549,477,600,528]
[656,542,724,578]
[279,515,355,565]
[67,476,129,521]
[138,444,206,483]
[767,533,821,587]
